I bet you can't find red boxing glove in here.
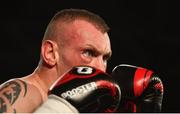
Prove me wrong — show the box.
[111,64,164,112]
[49,66,121,113]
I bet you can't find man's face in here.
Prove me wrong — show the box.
[56,20,112,75]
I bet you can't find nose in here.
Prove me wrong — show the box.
[92,57,106,72]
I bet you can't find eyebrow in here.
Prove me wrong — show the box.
[86,44,112,59]
[104,51,112,60]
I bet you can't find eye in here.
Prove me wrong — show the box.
[82,49,95,57]
[103,54,111,62]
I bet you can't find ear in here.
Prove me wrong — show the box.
[41,40,59,67]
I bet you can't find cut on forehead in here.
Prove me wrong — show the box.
[42,9,110,42]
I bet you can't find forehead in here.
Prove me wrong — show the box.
[62,20,111,52]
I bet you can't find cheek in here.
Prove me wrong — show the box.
[60,50,82,67]
[61,52,76,67]
[59,48,93,74]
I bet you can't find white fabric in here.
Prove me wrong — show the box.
[34,94,79,113]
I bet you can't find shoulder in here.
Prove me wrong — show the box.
[0,78,27,96]
[0,78,42,102]
[0,78,43,112]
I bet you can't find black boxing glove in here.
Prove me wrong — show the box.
[48,66,121,113]
[111,64,164,112]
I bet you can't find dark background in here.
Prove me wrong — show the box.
[0,0,179,112]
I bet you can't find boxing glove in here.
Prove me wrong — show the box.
[47,66,121,113]
[111,64,164,112]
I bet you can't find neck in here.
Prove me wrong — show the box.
[34,65,59,91]
[21,65,59,101]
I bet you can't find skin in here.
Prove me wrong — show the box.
[0,19,112,112]
[55,20,112,75]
